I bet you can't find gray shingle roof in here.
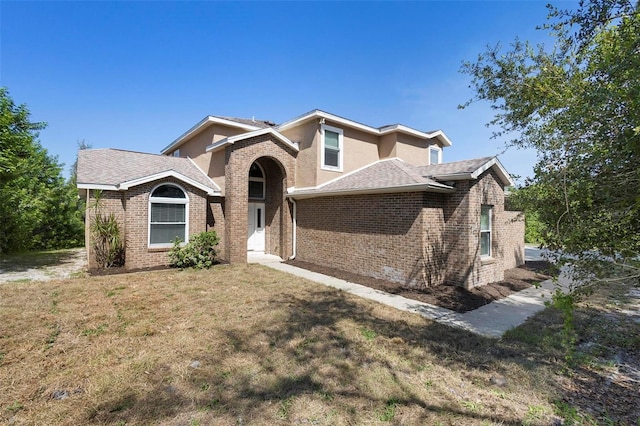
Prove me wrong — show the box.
[290,156,511,199]
[291,159,454,198]
[212,116,275,128]
[77,149,219,193]
[416,157,494,178]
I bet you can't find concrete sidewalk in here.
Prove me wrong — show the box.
[253,254,571,339]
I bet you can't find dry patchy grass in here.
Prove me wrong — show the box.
[0,264,603,425]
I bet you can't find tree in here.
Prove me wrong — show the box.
[461,0,640,289]
[0,88,84,253]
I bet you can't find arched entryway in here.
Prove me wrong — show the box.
[246,157,288,258]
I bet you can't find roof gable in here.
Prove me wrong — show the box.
[161,115,273,155]
[417,156,514,186]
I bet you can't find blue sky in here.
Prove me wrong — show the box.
[1,1,568,182]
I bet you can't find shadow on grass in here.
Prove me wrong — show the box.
[0,248,83,273]
[87,287,553,424]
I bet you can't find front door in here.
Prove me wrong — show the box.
[247,202,265,252]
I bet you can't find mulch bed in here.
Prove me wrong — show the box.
[286,259,553,313]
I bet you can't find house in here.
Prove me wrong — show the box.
[77,110,524,288]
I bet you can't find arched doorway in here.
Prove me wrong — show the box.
[247,162,266,251]
[246,157,289,258]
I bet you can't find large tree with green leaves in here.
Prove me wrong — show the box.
[461,0,640,287]
[0,88,84,253]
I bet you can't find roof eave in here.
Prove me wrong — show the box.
[277,111,450,145]
[206,128,299,153]
[431,158,514,187]
[287,182,455,200]
[78,170,221,196]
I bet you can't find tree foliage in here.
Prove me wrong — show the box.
[461,0,640,286]
[0,88,84,253]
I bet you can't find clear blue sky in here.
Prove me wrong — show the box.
[1,1,570,182]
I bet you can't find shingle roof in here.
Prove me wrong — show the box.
[289,156,513,199]
[77,149,219,194]
[290,159,454,198]
[416,157,494,178]
[211,116,275,129]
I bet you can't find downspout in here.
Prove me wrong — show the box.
[288,198,297,260]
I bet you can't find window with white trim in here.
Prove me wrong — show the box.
[248,162,265,199]
[173,149,180,157]
[429,146,441,165]
[149,184,188,246]
[321,124,343,171]
[480,205,492,257]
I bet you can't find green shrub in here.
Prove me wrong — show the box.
[169,231,220,269]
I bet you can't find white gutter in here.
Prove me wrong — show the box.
[288,198,297,260]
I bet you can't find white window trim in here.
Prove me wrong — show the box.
[173,149,180,157]
[320,124,344,172]
[148,183,189,248]
[429,146,442,165]
[480,205,492,258]
[248,162,266,200]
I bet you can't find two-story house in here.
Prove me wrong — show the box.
[77,110,524,288]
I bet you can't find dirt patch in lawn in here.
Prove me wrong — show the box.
[0,248,87,283]
[286,260,553,313]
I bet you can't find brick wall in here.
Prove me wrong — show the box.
[123,178,208,269]
[223,134,297,263]
[444,170,522,289]
[85,178,209,270]
[208,196,225,257]
[296,192,445,287]
[502,210,525,269]
[295,170,524,290]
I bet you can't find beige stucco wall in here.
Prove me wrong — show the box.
[378,133,397,159]
[394,134,438,166]
[316,120,381,186]
[171,123,256,195]
[280,120,318,189]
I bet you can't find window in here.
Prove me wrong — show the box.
[429,146,441,165]
[321,124,343,171]
[480,205,492,257]
[173,149,180,157]
[248,162,265,199]
[149,184,188,246]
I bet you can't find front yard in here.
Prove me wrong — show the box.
[1,264,638,425]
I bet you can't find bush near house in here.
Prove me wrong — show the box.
[168,231,220,269]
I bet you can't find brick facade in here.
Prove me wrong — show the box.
[222,134,297,263]
[80,118,524,290]
[84,178,209,270]
[295,170,524,289]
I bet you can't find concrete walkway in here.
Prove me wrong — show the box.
[250,252,572,338]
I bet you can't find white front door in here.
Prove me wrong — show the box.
[247,202,265,252]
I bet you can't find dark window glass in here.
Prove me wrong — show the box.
[249,163,264,178]
[152,185,186,198]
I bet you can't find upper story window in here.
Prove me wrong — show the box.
[480,205,492,257]
[172,149,180,157]
[321,124,343,171]
[429,146,442,165]
[248,162,265,199]
[149,184,188,247]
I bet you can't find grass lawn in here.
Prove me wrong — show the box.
[1,264,638,425]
